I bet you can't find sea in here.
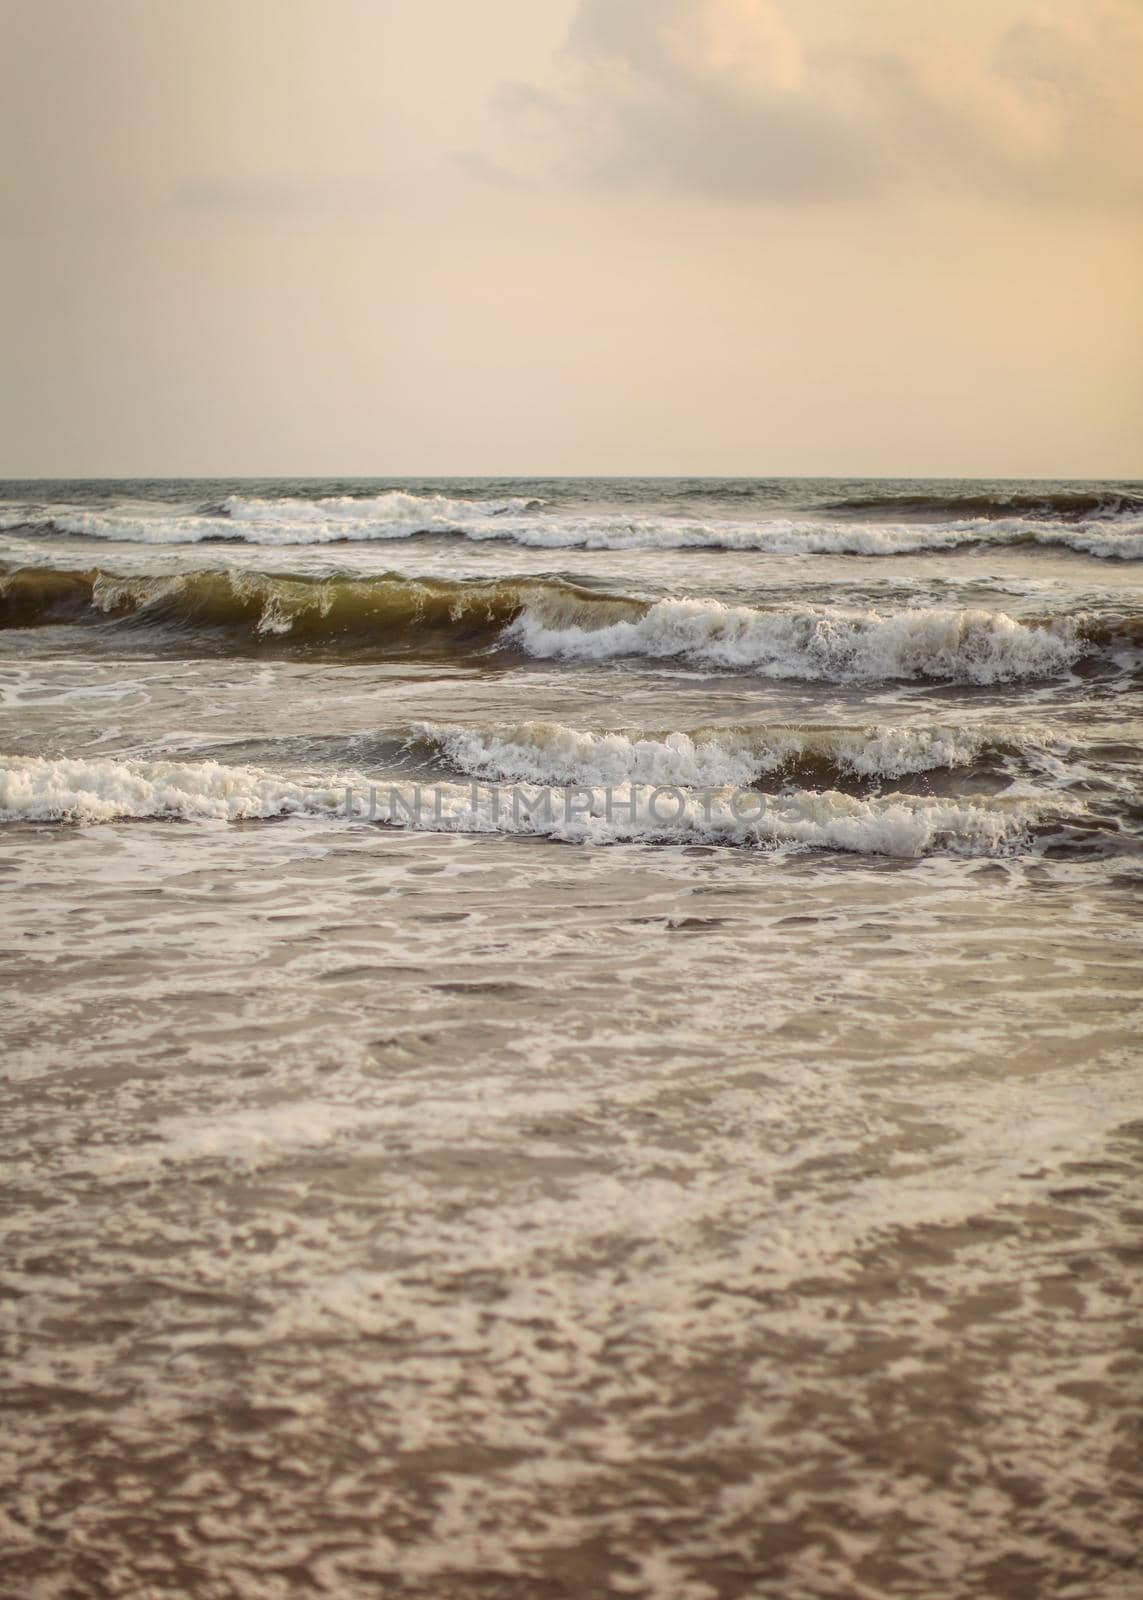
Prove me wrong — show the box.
[2,477,1141,1599]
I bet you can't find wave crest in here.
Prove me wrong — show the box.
[3,565,1136,683]
[3,489,1140,558]
[826,489,1143,522]
[0,565,608,653]
[507,595,1086,683]
[409,718,1030,789]
[0,753,1034,857]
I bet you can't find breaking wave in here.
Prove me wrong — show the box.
[0,564,603,653]
[407,718,1055,790]
[2,564,1138,683]
[0,753,1037,857]
[506,596,1093,683]
[0,492,538,547]
[2,489,1141,558]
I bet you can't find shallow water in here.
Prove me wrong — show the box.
[2,478,1141,1598]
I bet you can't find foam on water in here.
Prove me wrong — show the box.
[2,491,1140,558]
[3,474,1142,1600]
[509,596,1084,682]
[410,717,1044,788]
[0,753,1037,856]
[7,564,1128,686]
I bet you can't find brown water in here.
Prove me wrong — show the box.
[1,478,1141,1598]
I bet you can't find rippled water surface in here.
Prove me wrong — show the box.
[2,478,1141,1598]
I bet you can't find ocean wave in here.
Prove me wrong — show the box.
[0,564,603,651]
[0,754,1036,857]
[448,516,1143,560]
[408,718,1042,789]
[3,493,1140,558]
[1043,527,1143,561]
[3,564,1137,682]
[825,489,1143,522]
[221,491,544,531]
[508,596,1089,683]
[0,492,539,547]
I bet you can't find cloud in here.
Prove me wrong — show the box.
[490,0,1143,207]
[518,0,874,201]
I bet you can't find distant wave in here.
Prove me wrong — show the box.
[0,492,539,547]
[2,489,1141,558]
[825,489,1143,522]
[663,484,781,501]
[3,563,1138,683]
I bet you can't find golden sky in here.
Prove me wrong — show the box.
[2,0,1141,476]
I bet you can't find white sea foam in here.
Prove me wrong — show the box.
[506,597,1081,682]
[460,516,971,554]
[0,756,347,824]
[222,492,539,538]
[17,494,536,547]
[16,508,214,544]
[6,493,1140,558]
[1036,526,1143,561]
[411,719,1021,788]
[0,754,1036,856]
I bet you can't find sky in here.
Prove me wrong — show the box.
[2,0,1141,478]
